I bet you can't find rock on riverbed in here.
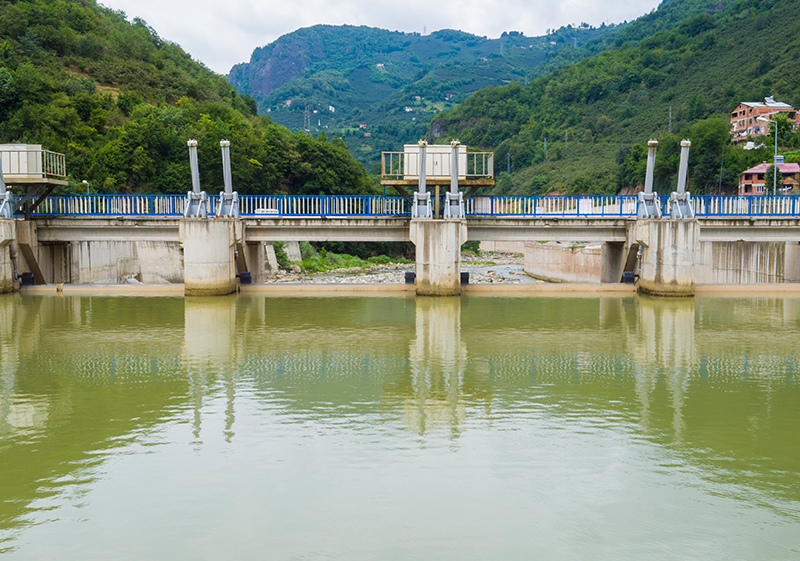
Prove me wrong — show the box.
[263,252,543,285]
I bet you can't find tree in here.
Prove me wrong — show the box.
[689,117,730,193]
[764,164,783,195]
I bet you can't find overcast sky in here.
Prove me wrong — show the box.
[98,0,662,75]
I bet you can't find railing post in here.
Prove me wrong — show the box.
[184,139,207,218]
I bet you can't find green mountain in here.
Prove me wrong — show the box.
[0,0,373,196]
[429,0,800,195]
[227,24,618,168]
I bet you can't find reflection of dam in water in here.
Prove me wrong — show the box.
[1,293,800,558]
[4,294,798,432]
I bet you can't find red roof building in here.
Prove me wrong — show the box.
[730,97,800,144]
[738,161,800,195]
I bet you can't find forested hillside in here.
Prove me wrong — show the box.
[430,0,800,195]
[228,24,617,168]
[0,0,373,195]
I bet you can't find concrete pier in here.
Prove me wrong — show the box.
[634,219,699,296]
[180,219,237,296]
[409,219,467,296]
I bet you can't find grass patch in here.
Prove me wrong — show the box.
[296,242,412,274]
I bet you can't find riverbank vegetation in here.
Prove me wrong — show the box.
[0,0,375,196]
[430,0,800,195]
[294,242,412,274]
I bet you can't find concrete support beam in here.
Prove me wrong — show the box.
[698,220,800,242]
[0,219,14,293]
[264,243,279,276]
[285,241,301,262]
[245,219,410,242]
[180,219,237,296]
[16,220,46,284]
[467,218,629,243]
[600,242,626,283]
[634,219,699,296]
[785,242,800,283]
[37,218,180,243]
[409,219,467,296]
[245,242,265,283]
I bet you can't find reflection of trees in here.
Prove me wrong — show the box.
[2,293,799,542]
[0,295,191,543]
[459,295,800,507]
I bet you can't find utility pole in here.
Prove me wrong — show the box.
[564,130,568,152]
[507,153,511,174]
[718,141,725,194]
[304,104,311,134]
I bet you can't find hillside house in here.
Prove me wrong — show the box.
[738,161,800,195]
[730,97,800,144]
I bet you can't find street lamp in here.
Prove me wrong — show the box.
[82,180,89,194]
[757,116,778,196]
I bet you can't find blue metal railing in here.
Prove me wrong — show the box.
[15,194,800,219]
[21,194,411,217]
[465,195,639,217]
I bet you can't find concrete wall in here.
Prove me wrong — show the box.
[478,241,526,254]
[696,241,799,283]
[524,237,800,287]
[524,242,603,283]
[31,241,184,284]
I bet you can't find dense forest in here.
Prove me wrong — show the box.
[0,0,374,196]
[430,0,800,195]
[229,24,619,167]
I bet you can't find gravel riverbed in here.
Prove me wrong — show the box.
[263,252,545,285]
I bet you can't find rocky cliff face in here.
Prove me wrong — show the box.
[227,37,314,99]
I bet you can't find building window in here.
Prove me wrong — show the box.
[756,185,764,193]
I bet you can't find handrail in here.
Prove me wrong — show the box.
[21,194,412,217]
[16,194,800,219]
[0,149,66,180]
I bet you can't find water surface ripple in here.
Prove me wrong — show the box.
[0,294,798,560]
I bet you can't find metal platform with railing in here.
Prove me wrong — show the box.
[1,145,67,185]
[380,147,494,187]
[14,193,800,219]
[1,145,68,219]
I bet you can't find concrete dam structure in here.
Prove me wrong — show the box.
[4,140,800,296]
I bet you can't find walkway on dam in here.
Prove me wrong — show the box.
[13,193,800,220]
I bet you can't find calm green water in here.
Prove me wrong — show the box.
[0,293,799,560]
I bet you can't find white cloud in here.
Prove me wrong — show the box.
[99,0,660,74]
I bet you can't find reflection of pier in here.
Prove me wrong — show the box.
[406,297,467,434]
[1,292,800,538]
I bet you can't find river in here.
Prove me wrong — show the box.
[0,293,798,559]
